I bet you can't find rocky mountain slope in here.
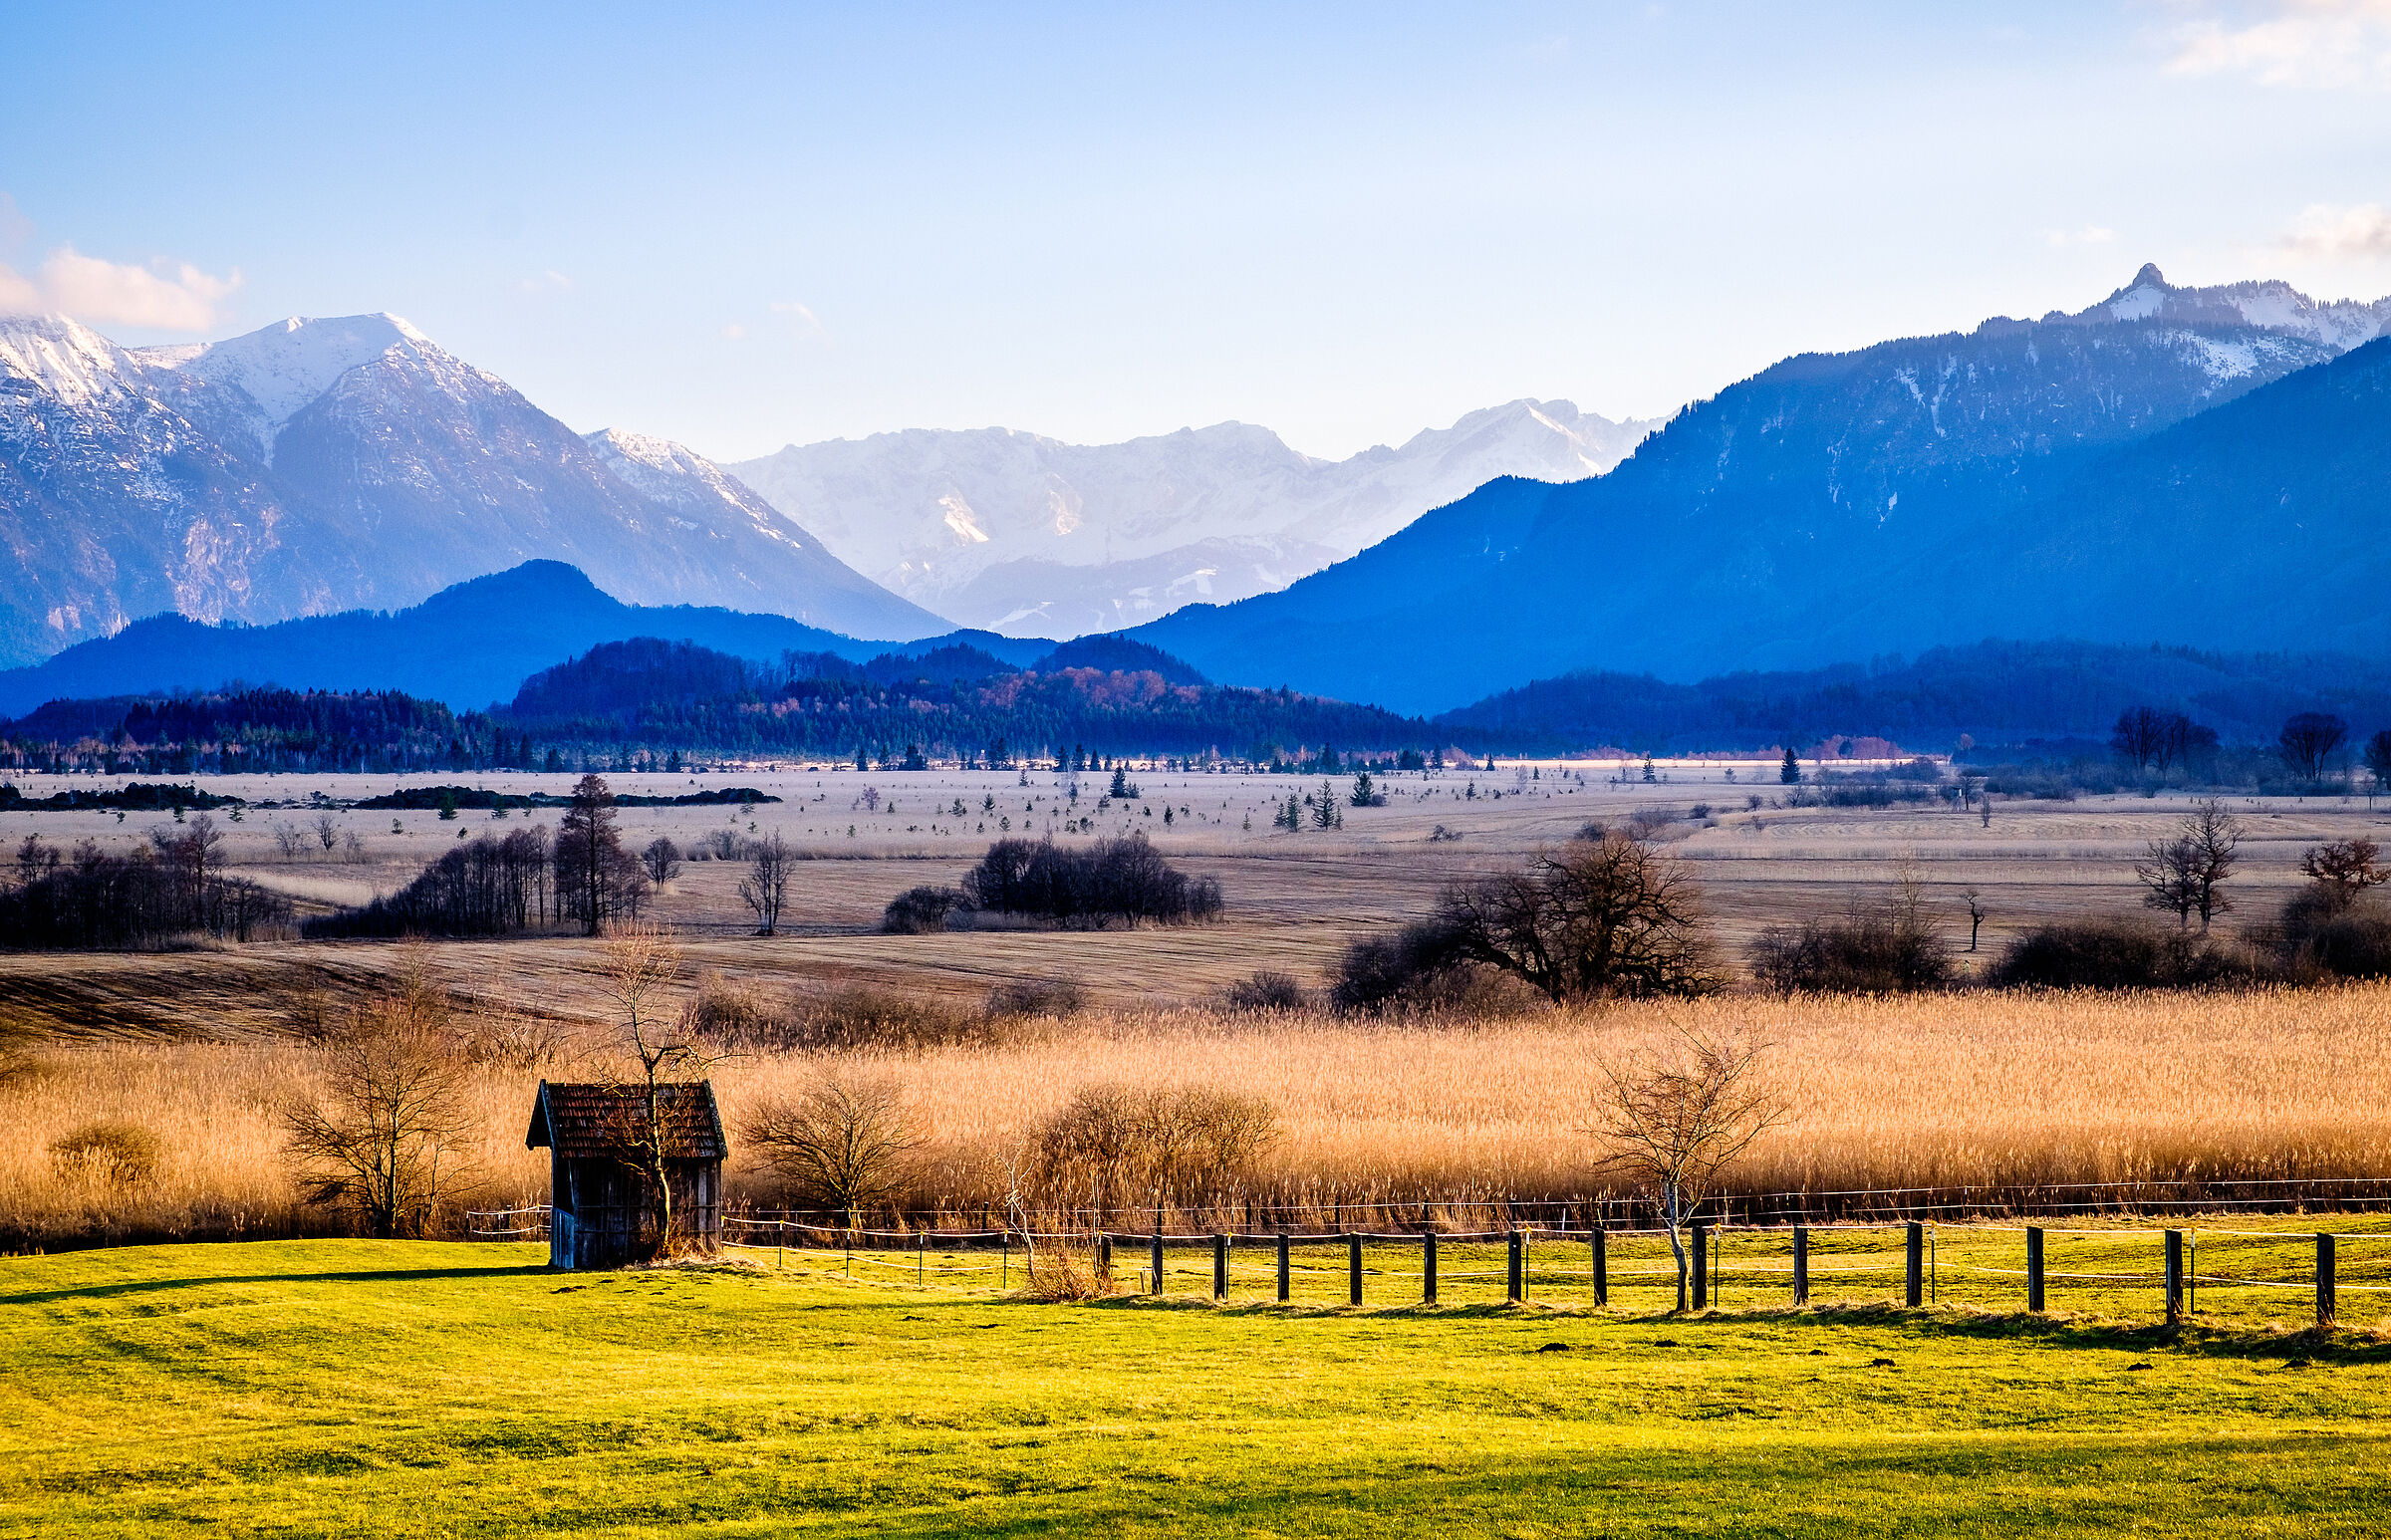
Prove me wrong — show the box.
[0,313,947,669]
[1129,267,2391,714]
[727,398,1656,637]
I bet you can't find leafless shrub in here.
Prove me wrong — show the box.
[782,984,993,1052]
[49,1120,160,1185]
[682,970,783,1047]
[1031,1082,1277,1214]
[984,976,1087,1019]
[1220,969,1309,1013]
[883,885,968,934]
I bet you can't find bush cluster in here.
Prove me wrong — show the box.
[303,830,554,938]
[881,885,968,934]
[1985,920,2254,989]
[961,832,1221,928]
[1749,911,1953,995]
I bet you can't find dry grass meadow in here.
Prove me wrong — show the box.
[6,762,2391,1246]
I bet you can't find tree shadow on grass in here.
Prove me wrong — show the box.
[0,1264,552,1307]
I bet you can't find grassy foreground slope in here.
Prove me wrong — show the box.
[1,1242,2388,1537]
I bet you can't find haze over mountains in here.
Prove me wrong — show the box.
[726,400,1656,638]
[1131,267,2391,714]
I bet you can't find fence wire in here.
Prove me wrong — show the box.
[466,1201,2391,1327]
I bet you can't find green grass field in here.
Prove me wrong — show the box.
[4,1239,2390,1538]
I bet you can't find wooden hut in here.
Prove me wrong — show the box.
[526,1081,727,1270]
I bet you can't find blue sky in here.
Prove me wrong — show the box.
[4,2,2388,460]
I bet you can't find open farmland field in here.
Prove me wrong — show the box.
[5,761,2389,1031]
[4,1239,2391,1538]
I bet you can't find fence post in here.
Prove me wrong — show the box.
[1507,1229,1524,1303]
[2165,1229,2185,1324]
[919,1229,927,1284]
[2318,1233,2337,1328]
[1212,1233,1228,1301]
[1592,1225,1608,1307]
[1277,1231,1291,1303]
[2026,1226,2044,1313]
[1091,1233,1105,1289]
[1151,1231,1164,1296]
[1793,1225,1809,1305]
[1904,1222,1923,1308]
[1349,1234,1364,1306]
[1692,1223,1709,1310]
[1424,1231,1438,1305]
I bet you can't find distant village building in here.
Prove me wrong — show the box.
[526,1081,727,1270]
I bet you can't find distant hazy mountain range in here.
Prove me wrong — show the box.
[0,312,948,669]
[724,400,1656,638]
[1129,267,2391,714]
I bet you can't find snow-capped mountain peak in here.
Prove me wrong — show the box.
[135,312,435,442]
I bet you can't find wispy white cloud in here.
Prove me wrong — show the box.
[768,299,825,338]
[2278,201,2391,259]
[2042,225,2118,248]
[2166,0,2391,89]
[514,268,572,294]
[719,322,748,341]
[0,245,242,330]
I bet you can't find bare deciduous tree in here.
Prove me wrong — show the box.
[743,1073,921,1229]
[738,830,792,935]
[2279,712,2349,783]
[1437,833,1720,1001]
[641,835,682,894]
[284,997,479,1237]
[1590,1029,1784,1311]
[2136,800,2242,930]
[315,812,340,854]
[2299,838,2388,915]
[598,924,709,1257]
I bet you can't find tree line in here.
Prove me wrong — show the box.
[0,819,291,948]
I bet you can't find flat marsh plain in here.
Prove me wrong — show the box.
[8,766,2391,1534]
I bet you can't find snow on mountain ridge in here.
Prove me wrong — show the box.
[2045,265,2391,350]
[726,398,1660,639]
[133,312,462,464]
[0,315,140,408]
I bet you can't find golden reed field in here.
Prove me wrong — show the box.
[6,767,2390,1247]
[9,983,2391,1247]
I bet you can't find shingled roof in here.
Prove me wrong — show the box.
[526,1081,728,1159]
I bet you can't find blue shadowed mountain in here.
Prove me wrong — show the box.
[1129,267,2391,714]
